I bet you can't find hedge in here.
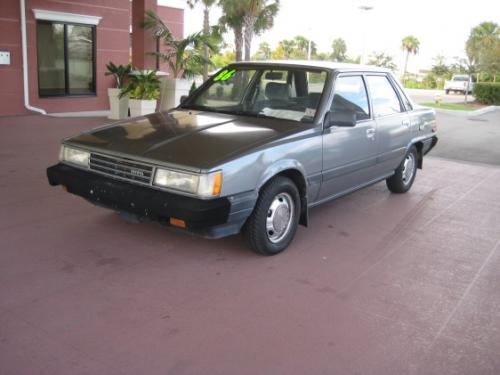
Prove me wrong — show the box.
[473,83,500,105]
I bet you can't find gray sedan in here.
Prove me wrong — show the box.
[47,61,438,255]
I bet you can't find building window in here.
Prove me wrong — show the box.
[36,21,96,97]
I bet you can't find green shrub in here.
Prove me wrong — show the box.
[403,80,424,89]
[120,70,160,100]
[473,83,500,105]
[422,74,437,89]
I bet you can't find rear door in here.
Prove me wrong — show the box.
[319,74,378,200]
[365,74,411,175]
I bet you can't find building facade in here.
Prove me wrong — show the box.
[0,0,184,116]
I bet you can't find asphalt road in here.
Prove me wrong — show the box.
[406,89,500,165]
[428,110,500,166]
[407,88,475,105]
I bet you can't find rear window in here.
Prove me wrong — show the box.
[366,75,403,117]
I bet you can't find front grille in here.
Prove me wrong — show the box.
[89,153,153,185]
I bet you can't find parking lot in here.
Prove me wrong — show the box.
[1,113,500,374]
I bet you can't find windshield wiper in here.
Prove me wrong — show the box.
[231,110,279,120]
[181,104,222,113]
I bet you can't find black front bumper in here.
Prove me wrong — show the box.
[47,163,255,238]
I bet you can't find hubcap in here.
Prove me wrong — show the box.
[402,153,415,185]
[266,192,294,243]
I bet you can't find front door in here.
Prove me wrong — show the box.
[319,75,378,201]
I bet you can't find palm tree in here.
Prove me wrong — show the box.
[278,39,295,59]
[218,0,279,62]
[242,0,279,61]
[254,42,272,60]
[187,0,217,80]
[292,36,315,59]
[219,0,245,61]
[331,38,347,62]
[466,22,499,80]
[401,35,420,78]
[142,11,215,78]
[367,52,397,71]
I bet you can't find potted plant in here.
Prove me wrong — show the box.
[120,70,161,117]
[143,11,215,110]
[105,62,132,119]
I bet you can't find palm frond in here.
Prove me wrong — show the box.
[142,10,174,43]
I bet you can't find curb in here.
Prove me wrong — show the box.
[431,105,500,117]
[48,110,111,118]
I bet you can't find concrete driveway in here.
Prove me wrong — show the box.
[1,115,500,374]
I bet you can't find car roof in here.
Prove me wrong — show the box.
[229,60,391,73]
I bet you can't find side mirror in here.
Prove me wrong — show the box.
[325,109,356,128]
[180,95,188,104]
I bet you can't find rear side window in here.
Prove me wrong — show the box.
[331,75,370,121]
[391,78,413,111]
[366,75,403,117]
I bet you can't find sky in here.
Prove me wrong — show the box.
[162,0,500,74]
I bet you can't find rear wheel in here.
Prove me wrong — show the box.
[386,146,418,194]
[243,176,300,256]
[445,89,450,95]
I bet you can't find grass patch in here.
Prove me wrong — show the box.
[419,102,480,111]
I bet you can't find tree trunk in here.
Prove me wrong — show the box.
[202,6,209,81]
[234,25,243,62]
[243,14,256,61]
[403,51,409,80]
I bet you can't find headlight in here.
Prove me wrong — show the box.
[153,168,223,197]
[59,145,90,168]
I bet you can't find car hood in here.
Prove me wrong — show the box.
[66,110,309,171]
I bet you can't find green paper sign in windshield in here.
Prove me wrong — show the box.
[214,69,236,82]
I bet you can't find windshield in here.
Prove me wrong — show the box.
[453,76,469,81]
[182,67,328,123]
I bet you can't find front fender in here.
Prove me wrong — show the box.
[257,159,310,227]
[257,159,308,190]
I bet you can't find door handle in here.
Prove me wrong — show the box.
[402,119,410,127]
[366,128,376,139]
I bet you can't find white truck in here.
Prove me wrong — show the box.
[444,74,473,95]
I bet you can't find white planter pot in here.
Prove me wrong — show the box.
[129,99,157,117]
[107,88,129,120]
[160,78,192,111]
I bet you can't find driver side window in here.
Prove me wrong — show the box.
[331,75,370,121]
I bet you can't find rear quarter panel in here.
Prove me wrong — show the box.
[408,105,437,148]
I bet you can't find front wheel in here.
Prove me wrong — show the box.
[386,146,418,194]
[445,89,450,95]
[243,176,300,256]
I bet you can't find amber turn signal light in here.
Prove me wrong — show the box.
[212,172,223,196]
[170,217,186,228]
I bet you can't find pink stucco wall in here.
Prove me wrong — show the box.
[0,0,183,116]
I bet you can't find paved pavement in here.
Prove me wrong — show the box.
[407,88,475,105]
[1,115,500,374]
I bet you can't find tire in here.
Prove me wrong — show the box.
[445,89,450,95]
[386,146,418,194]
[243,176,300,256]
